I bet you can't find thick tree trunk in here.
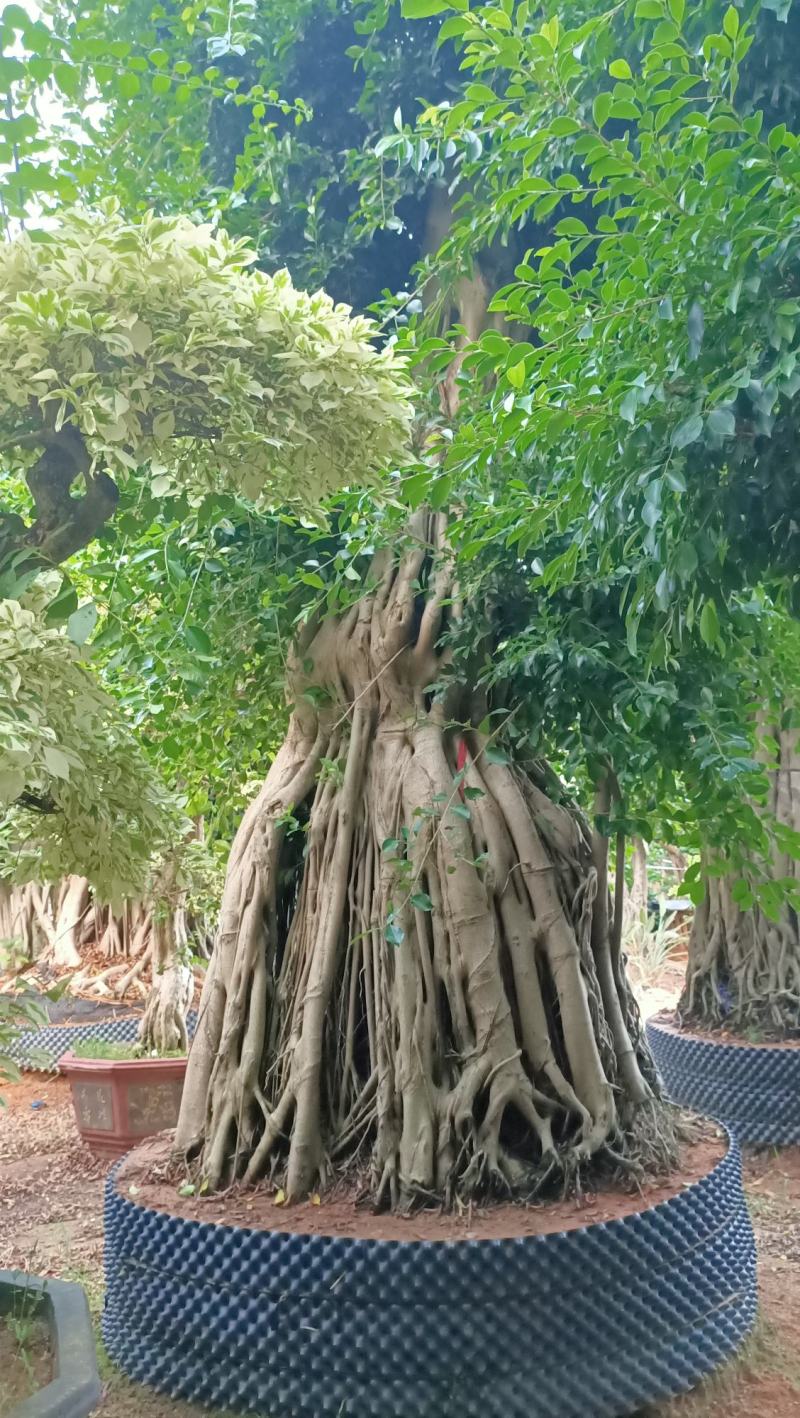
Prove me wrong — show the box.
[680,723,800,1033]
[177,513,670,1207]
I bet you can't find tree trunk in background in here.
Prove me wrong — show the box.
[0,877,206,1010]
[177,513,672,1207]
[680,723,800,1034]
[57,876,90,966]
[0,881,39,958]
[665,845,687,886]
[137,904,193,1053]
[623,837,649,938]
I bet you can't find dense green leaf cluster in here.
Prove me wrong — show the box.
[0,574,177,898]
[0,204,412,506]
[403,0,800,614]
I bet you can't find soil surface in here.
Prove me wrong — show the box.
[1,955,800,1417]
[0,1311,52,1415]
[117,1126,726,1241]
[649,1008,800,1049]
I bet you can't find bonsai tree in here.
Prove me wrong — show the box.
[0,203,412,1048]
[10,0,791,1202]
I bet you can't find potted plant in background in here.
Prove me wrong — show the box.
[60,1036,189,1161]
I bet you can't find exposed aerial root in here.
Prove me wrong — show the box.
[177,512,674,1206]
[681,722,800,1038]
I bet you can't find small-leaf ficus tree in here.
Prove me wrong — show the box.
[0,203,412,1051]
[389,0,800,1042]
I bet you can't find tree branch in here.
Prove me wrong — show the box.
[23,427,119,566]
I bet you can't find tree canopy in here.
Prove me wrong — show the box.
[0,572,175,898]
[0,205,412,522]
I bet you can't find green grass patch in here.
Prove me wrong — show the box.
[71,1040,186,1061]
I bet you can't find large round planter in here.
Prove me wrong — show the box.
[646,1013,800,1145]
[103,1132,757,1418]
[61,1052,188,1160]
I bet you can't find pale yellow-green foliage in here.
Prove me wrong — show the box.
[0,576,177,900]
[0,203,413,503]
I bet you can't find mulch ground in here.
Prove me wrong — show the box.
[2,1061,800,1414]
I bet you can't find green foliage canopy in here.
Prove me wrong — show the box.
[0,204,413,513]
[398,0,800,619]
[0,573,176,898]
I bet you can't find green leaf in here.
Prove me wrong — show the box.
[484,745,510,765]
[699,598,720,647]
[385,918,404,947]
[722,5,739,38]
[67,602,98,645]
[153,410,175,442]
[118,72,141,99]
[671,414,703,450]
[449,802,472,819]
[43,746,71,780]
[687,301,704,361]
[731,879,754,910]
[674,541,698,578]
[609,58,632,79]
[592,92,612,128]
[54,62,80,99]
[706,407,736,439]
[411,891,433,911]
[184,625,214,657]
[400,0,451,15]
[620,388,639,424]
[554,217,589,236]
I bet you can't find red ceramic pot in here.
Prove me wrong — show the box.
[60,1052,187,1160]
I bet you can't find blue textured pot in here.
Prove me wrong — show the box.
[103,1130,756,1418]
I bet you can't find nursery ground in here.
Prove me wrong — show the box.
[2,982,800,1415]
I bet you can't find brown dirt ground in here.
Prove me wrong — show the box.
[650,1008,800,1049]
[1,957,800,1416]
[118,1126,726,1241]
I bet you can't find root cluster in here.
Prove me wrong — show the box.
[178,514,673,1205]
